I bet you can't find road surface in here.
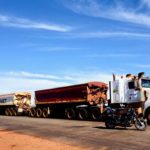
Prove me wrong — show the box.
[0,116,150,150]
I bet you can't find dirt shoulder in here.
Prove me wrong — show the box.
[0,129,89,150]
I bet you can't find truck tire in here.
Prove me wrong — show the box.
[9,108,13,116]
[36,108,43,118]
[91,108,100,120]
[11,108,17,116]
[78,108,88,120]
[5,108,10,116]
[146,109,150,125]
[65,108,76,119]
[43,108,49,118]
[29,108,36,117]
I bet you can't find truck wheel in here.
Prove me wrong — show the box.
[78,108,88,120]
[65,108,76,119]
[11,108,17,116]
[91,108,100,120]
[5,108,10,116]
[29,108,36,117]
[43,108,49,118]
[146,109,150,125]
[36,108,42,118]
[9,108,14,116]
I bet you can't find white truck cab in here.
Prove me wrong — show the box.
[109,73,150,124]
[142,78,150,124]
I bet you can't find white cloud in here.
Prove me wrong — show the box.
[0,14,71,32]
[63,0,150,27]
[85,53,148,58]
[29,31,150,39]
[0,15,9,21]
[75,31,150,38]
[116,11,150,27]
[0,76,70,106]
[37,47,84,52]
[61,70,112,84]
[69,73,111,84]
[142,0,150,8]
[5,71,61,80]
[135,64,150,68]
[0,75,69,94]
[0,71,112,94]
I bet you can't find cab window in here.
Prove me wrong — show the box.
[142,79,150,88]
[128,82,134,89]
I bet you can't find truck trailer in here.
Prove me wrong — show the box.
[29,82,108,120]
[0,92,31,116]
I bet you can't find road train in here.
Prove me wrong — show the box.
[1,72,150,124]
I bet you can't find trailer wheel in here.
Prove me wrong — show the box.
[43,108,49,118]
[11,108,17,116]
[78,108,88,120]
[29,108,36,117]
[9,108,13,116]
[91,108,100,120]
[36,108,43,118]
[5,108,10,116]
[65,108,76,119]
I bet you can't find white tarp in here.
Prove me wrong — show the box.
[0,94,14,105]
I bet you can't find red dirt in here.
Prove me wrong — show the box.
[0,129,89,150]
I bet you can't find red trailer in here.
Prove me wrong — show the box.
[30,82,108,120]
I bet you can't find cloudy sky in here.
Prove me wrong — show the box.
[1,0,150,93]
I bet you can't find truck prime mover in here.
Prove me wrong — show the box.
[109,72,150,124]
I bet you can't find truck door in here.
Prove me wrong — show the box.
[127,81,140,103]
[111,79,125,103]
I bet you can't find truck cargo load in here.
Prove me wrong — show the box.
[30,82,108,120]
[35,82,107,105]
[0,92,31,116]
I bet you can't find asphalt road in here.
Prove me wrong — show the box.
[0,116,150,150]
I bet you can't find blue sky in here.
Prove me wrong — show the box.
[1,0,150,93]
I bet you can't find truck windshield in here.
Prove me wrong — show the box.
[142,79,150,88]
[128,82,134,89]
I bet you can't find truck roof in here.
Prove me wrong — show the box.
[0,92,31,97]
